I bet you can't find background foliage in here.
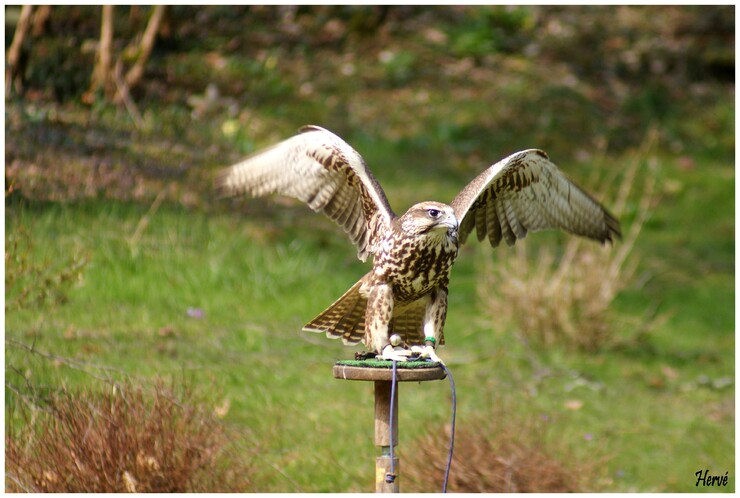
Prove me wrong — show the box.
[5,5,734,492]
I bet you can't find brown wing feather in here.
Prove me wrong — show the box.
[216,126,395,261]
[303,277,367,345]
[450,149,621,247]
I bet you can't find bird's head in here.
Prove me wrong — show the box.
[398,202,459,240]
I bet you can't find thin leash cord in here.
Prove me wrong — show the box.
[386,359,398,483]
[439,362,456,493]
[385,357,456,492]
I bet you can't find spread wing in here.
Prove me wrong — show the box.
[216,125,395,261]
[450,149,621,247]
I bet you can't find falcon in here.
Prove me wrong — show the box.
[217,126,620,362]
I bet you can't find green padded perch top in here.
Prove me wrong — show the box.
[334,358,446,382]
[336,359,441,369]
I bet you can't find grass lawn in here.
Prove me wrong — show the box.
[5,146,734,491]
[4,5,734,492]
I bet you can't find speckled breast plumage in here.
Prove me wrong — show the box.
[370,224,459,304]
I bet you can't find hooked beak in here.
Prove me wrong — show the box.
[429,213,459,235]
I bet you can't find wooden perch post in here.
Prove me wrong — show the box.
[333,361,446,492]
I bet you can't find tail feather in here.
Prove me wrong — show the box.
[303,278,367,345]
[303,276,447,350]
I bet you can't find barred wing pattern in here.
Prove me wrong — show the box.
[451,149,621,247]
[216,126,395,261]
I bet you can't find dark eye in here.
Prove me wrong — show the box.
[427,209,440,218]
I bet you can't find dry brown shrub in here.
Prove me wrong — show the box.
[403,412,592,492]
[5,382,255,493]
[476,138,658,351]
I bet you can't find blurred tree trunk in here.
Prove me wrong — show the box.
[6,5,35,98]
[87,5,165,105]
[31,5,52,37]
[122,5,166,92]
[89,5,115,98]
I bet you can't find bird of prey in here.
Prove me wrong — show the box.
[217,125,620,362]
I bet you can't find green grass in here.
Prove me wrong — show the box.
[6,147,733,492]
[5,6,734,492]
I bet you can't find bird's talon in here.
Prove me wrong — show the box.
[410,344,444,364]
[379,344,412,362]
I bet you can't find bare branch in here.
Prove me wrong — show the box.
[31,5,52,37]
[6,5,34,97]
[112,59,143,127]
[6,338,126,386]
[124,5,166,89]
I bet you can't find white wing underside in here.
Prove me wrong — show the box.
[217,126,395,261]
[451,149,620,247]
[219,132,618,252]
